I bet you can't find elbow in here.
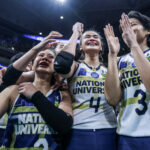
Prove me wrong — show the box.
[106,97,119,107]
[105,92,120,107]
[54,51,74,74]
[104,87,121,107]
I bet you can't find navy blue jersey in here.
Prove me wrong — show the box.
[1,89,61,150]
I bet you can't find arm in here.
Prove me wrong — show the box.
[13,31,62,72]
[54,22,83,78]
[0,85,17,118]
[104,24,122,106]
[120,13,150,93]
[0,32,62,90]
[18,82,73,134]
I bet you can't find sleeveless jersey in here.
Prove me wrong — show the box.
[117,49,150,137]
[1,89,62,150]
[0,114,8,146]
[0,114,8,129]
[68,62,117,129]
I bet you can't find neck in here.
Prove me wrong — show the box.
[33,73,52,95]
[84,52,101,68]
[139,38,149,52]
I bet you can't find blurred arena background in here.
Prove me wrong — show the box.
[0,0,149,66]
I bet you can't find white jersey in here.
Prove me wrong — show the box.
[68,62,117,129]
[117,49,150,137]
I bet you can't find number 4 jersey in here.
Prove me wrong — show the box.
[68,62,117,129]
[117,49,150,137]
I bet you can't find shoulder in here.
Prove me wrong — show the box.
[0,85,18,112]
[1,84,18,94]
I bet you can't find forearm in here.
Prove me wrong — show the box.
[31,91,73,134]
[13,48,37,71]
[0,65,22,92]
[104,54,121,106]
[131,44,150,93]
[62,32,79,56]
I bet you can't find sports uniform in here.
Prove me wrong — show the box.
[117,49,150,150]
[65,62,117,150]
[0,89,61,150]
[0,114,8,146]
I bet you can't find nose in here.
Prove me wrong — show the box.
[41,55,49,61]
[89,36,95,40]
[42,54,52,63]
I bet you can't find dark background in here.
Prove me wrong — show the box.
[0,0,150,66]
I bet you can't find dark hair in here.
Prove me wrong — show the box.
[128,11,150,47]
[76,29,104,62]
[9,52,25,64]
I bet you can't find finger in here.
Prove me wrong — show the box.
[108,24,112,36]
[1,68,6,75]
[44,41,58,49]
[49,31,63,38]
[120,19,125,33]
[19,82,31,87]
[122,13,128,31]
[18,86,24,92]
[41,39,56,49]
[45,31,63,40]
[109,24,115,37]
[18,90,25,95]
[104,27,108,39]
[124,14,131,28]
[105,25,111,36]
[50,41,58,46]
[104,27,109,40]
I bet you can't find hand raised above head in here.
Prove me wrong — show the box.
[0,68,7,85]
[120,13,138,48]
[72,22,84,37]
[104,24,120,56]
[32,31,63,52]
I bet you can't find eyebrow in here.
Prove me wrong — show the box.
[84,34,99,37]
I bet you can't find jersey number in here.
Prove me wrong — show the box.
[89,97,101,113]
[134,89,147,115]
[34,138,48,150]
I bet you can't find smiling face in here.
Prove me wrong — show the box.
[129,18,150,43]
[80,31,102,53]
[32,49,56,74]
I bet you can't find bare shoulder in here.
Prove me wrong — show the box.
[7,85,18,94]
[0,85,18,115]
[5,85,19,107]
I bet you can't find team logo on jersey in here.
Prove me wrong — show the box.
[91,72,99,78]
[131,62,136,68]
[78,68,87,76]
[120,61,127,69]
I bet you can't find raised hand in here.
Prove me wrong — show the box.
[0,68,7,85]
[55,42,65,55]
[72,22,84,37]
[104,24,120,56]
[120,13,138,48]
[32,31,63,52]
[18,82,38,99]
